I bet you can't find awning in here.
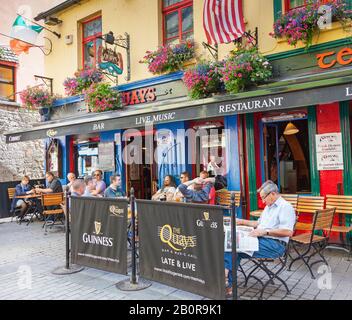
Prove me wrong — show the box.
[4,75,352,144]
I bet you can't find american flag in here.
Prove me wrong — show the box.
[203,0,245,45]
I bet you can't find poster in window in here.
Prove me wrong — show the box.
[98,142,115,171]
[316,133,344,171]
[129,162,140,181]
[46,139,62,177]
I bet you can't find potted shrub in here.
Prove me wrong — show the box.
[20,86,54,121]
[140,40,195,75]
[85,83,122,113]
[183,61,223,99]
[218,46,272,94]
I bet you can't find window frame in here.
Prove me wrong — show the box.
[0,62,16,102]
[82,15,102,70]
[285,0,330,12]
[162,0,193,45]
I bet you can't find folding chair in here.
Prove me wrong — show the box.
[325,195,352,259]
[295,196,325,231]
[241,240,292,300]
[288,208,336,279]
[41,193,65,232]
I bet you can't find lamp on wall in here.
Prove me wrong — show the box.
[284,122,299,135]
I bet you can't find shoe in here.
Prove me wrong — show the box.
[225,285,233,298]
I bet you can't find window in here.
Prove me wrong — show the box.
[163,0,193,45]
[285,0,330,11]
[82,16,102,69]
[0,64,16,101]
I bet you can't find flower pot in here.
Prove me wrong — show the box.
[39,106,51,122]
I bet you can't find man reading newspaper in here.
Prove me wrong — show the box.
[224,180,296,296]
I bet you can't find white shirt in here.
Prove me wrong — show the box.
[257,196,296,243]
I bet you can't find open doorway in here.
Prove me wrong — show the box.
[124,130,157,199]
[262,114,311,194]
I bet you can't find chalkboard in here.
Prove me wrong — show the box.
[98,142,115,172]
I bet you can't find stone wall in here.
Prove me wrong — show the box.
[0,103,45,182]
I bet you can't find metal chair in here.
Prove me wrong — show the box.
[41,193,65,232]
[288,208,336,279]
[242,241,292,300]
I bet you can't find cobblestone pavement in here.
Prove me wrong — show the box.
[0,219,351,300]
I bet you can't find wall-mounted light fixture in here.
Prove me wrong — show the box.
[44,16,62,26]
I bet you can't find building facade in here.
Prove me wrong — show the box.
[4,0,352,221]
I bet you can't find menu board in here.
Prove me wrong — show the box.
[98,142,115,171]
[316,133,344,171]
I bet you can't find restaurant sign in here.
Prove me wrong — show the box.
[5,81,352,143]
[317,47,352,69]
[98,46,123,77]
[316,133,344,171]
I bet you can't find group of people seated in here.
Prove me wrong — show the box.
[67,170,126,199]
[152,170,227,204]
[10,172,64,218]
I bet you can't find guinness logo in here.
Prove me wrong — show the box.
[109,205,124,217]
[94,221,102,235]
[47,129,57,138]
[203,212,210,221]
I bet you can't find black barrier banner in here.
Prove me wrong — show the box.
[71,197,128,274]
[137,200,225,300]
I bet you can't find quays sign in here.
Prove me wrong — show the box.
[71,197,128,274]
[137,200,225,300]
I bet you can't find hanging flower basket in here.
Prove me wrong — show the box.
[85,83,122,113]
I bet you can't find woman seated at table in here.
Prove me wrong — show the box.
[90,170,107,197]
[10,176,34,217]
[152,175,176,202]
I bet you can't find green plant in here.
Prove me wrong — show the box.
[183,61,223,99]
[85,83,121,113]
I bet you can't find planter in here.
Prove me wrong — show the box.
[39,106,51,122]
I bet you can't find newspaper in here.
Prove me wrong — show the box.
[224,223,259,257]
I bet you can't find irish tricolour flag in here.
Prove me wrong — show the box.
[10,16,43,55]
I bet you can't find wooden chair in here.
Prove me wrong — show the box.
[8,188,19,222]
[41,193,65,232]
[295,196,325,231]
[288,208,336,279]
[249,194,299,219]
[216,189,241,216]
[325,195,352,258]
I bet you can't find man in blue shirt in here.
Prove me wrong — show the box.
[11,176,33,216]
[225,180,296,295]
[104,175,126,198]
[178,177,214,204]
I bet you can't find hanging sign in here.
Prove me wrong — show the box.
[98,45,123,77]
[316,133,344,171]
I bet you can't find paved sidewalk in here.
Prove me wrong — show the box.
[0,219,351,300]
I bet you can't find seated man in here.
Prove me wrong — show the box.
[104,175,126,198]
[178,177,214,204]
[200,171,216,205]
[224,180,296,295]
[91,170,106,197]
[172,172,190,201]
[152,175,176,201]
[36,172,63,194]
[11,176,33,217]
[65,172,76,193]
[83,176,95,197]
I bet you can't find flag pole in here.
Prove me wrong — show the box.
[16,14,61,39]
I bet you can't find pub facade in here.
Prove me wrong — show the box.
[4,0,352,218]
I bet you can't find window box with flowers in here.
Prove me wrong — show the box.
[140,40,195,75]
[85,83,122,113]
[270,0,351,50]
[20,86,55,122]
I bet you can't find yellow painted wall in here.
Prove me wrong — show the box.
[43,0,352,96]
